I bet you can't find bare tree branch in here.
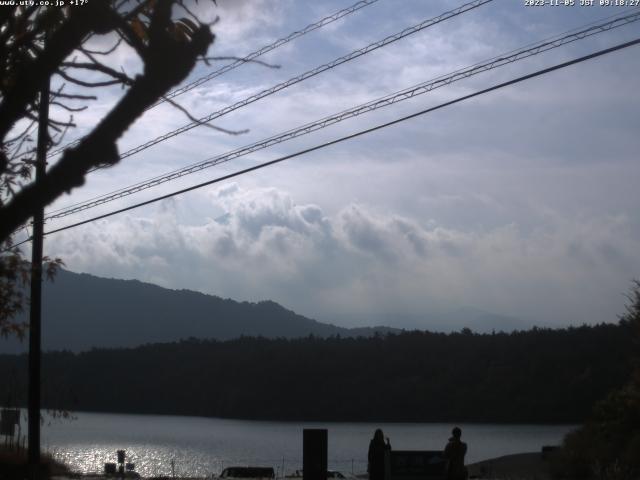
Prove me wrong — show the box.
[162,96,249,136]
[113,14,148,58]
[51,92,98,101]
[56,69,125,88]
[199,56,280,69]
[0,1,118,141]
[48,117,75,130]
[50,101,88,113]
[0,0,215,241]
[4,119,37,145]
[60,61,134,85]
[81,37,123,56]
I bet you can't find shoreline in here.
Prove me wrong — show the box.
[49,452,556,480]
[10,406,581,425]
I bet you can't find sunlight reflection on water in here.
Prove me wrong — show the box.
[48,443,228,477]
[30,411,576,478]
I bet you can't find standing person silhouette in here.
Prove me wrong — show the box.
[444,427,468,480]
[368,429,391,480]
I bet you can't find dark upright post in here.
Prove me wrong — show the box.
[28,66,49,480]
[303,429,327,480]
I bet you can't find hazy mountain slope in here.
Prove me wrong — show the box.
[0,270,525,354]
[1,270,350,353]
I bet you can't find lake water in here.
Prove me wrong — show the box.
[16,411,575,477]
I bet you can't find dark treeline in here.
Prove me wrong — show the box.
[0,323,633,423]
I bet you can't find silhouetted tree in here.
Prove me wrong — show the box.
[0,251,59,339]
[0,0,220,336]
[558,281,640,479]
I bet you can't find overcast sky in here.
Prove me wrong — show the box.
[27,0,640,330]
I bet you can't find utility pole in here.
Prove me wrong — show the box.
[28,68,49,480]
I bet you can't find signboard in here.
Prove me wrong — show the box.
[303,429,328,480]
[387,450,448,480]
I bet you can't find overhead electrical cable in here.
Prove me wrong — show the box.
[5,36,635,251]
[44,8,639,219]
[153,0,382,105]
[46,0,383,159]
[43,9,640,221]
[86,0,494,164]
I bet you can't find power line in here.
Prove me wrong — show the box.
[45,0,496,217]
[10,37,635,248]
[46,0,383,159]
[153,0,382,106]
[93,0,493,163]
[43,9,640,222]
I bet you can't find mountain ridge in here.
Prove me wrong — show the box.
[0,269,399,353]
[1,269,526,354]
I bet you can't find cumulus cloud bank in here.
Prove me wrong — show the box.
[45,184,640,329]
[34,1,640,332]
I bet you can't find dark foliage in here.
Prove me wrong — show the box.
[554,282,640,479]
[0,323,632,423]
[0,251,62,340]
[0,445,70,479]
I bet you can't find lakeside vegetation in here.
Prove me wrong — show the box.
[0,322,632,423]
[552,284,640,480]
[0,445,69,479]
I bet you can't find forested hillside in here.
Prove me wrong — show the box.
[0,323,632,423]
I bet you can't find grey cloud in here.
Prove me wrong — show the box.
[217,184,240,198]
[339,205,393,259]
[300,204,323,224]
[35,1,640,332]
[43,184,640,329]
[391,218,428,258]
